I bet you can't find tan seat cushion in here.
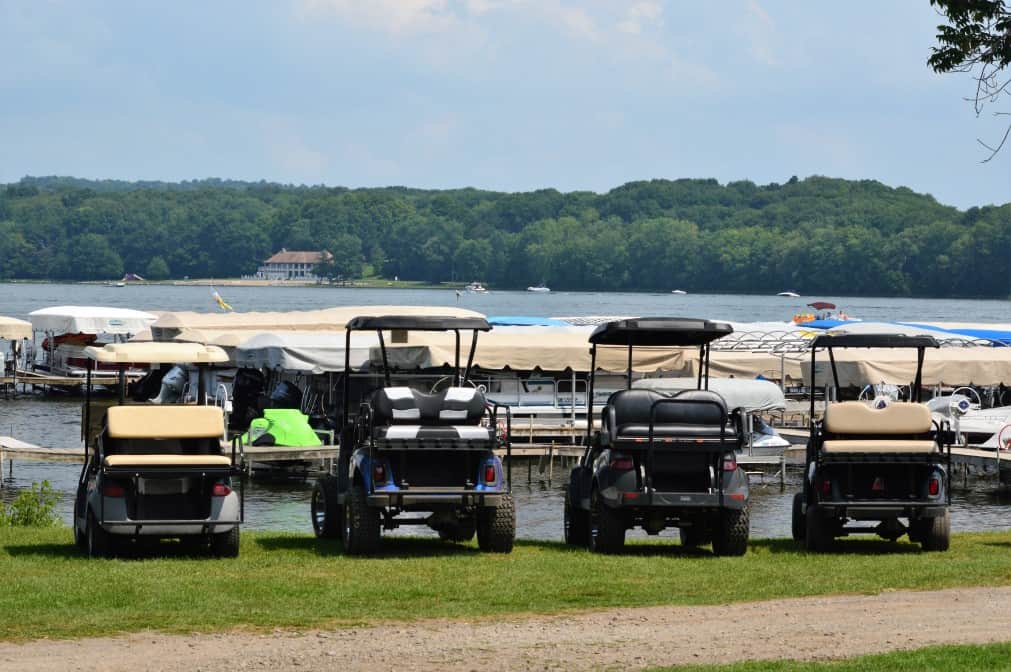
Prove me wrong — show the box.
[824,402,932,435]
[103,454,232,467]
[107,405,224,439]
[822,440,937,454]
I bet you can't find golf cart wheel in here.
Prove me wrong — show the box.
[210,526,240,558]
[438,516,476,542]
[311,475,342,539]
[804,504,833,552]
[563,490,588,547]
[712,506,749,557]
[342,480,381,555]
[791,492,806,542]
[86,512,111,559]
[679,525,712,548]
[477,495,515,553]
[73,500,86,550]
[920,510,951,552]
[587,488,624,554]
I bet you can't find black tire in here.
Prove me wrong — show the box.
[712,506,749,557]
[73,500,86,550]
[920,510,951,552]
[342,480,381,555]
[477,495,515,553]
[680,525,713,548]
[563,490,588,547]
[210,526,240,558]
[85,512,111,559]
[791,492,806,542]
[311,475,342,539]
[804,504,833,552]
[587,488,624,554]
[438,516,476,542]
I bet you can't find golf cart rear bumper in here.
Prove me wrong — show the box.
[818,501,947,518]
[368,489,506,507]
[102,520,241,535]
[601,489,743,509]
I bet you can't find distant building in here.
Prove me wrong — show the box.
[256,249,333,281]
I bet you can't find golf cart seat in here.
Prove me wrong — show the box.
[100,405,231,467]
[822,401,936,454]
[604,389,737,444]
[370,386,494,445]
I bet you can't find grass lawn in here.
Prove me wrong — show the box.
[662,642,1011,671]
[2,527,1011,640]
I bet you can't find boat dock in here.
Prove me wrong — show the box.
[0,369,132,395]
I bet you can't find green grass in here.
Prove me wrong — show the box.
[2,528,1011,641]
[661,642,1011,671]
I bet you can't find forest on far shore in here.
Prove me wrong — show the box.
[0,175,1007,298]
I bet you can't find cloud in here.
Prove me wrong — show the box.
[742,0,778,66]
[298,0,460,35]
[616,1,663,35]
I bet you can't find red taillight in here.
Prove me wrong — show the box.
[373,463,387,484]
[483,464,496,483]
[820,479,831,496]
[102,483,125,498]
[211,483,231,497]
[871,477,886,493]
[722,454,737,471]
[928,477,940,497]
[609,456,634,471]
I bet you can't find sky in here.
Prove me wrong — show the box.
[1,1,1007,209]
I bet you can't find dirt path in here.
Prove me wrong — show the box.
[4,586,1011,671]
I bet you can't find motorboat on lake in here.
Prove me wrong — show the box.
[526,285,550,293]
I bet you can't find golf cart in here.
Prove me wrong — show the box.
[310,315,514,554]
[73,342,244,558]
[564,317,750,555]
[792,334,951,552]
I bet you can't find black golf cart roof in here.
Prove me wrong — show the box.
[346,315,492,332]
[589,317,733,346]
[810,334,940,349]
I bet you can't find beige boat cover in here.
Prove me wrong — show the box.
[149,305,484,343]
[0,316,32,341]
[375,328,692,373]
[84,342,230,364]
[802,347,1011,387]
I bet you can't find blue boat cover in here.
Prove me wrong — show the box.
[488,316,570,327]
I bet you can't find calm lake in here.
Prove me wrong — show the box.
[2,283,1010,541]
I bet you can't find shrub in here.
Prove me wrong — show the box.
[1,480,60,527]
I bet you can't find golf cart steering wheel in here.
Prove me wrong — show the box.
[949,386,982,416]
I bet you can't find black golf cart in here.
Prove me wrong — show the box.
[564,317,750,555]
[310,315,514,554]
[792,333,952,552]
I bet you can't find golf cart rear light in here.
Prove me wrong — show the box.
[820,479,831,495]
[928,477,940,496]
[722,454,737,471]
[483,464,496,483]
[622,492,640,501]
[212,483,231,497]
[609,456,634,471]
[373,463,387,484]
[102,483,125,498]
[871,477,886,492]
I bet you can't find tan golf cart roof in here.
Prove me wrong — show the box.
[83,342,230,364]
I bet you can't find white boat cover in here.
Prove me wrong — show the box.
[29,306,157,335]
[235,332,378,373]
[150,305,484,342]
[0,316,32,340]
[803,347,1011,387]
[633,377,787,412]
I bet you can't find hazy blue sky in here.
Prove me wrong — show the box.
[1,1,1006,208]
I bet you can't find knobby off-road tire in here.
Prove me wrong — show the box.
[680,525,712,548]
[563,490,589,547]
[587,488,624,554]
[477,495,515,553]
[920,509,951,552]
[805,504,834,552]
[438,516,476,542]
[343,481,381,555]
[712,505,749,557]
[86,512,111,559]
[210,526,240,558]
[791,492,806,542]
[311,475,342,539]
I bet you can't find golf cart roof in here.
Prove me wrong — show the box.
[346,315,492,332]
[810,334,939,349]
[84,342,230,364]
[589,317,733,346]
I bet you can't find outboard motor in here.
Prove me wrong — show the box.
[230,368,266,431]
[149,366,187,404]
[268,381,303,409]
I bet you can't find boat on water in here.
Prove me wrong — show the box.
[671,289,687,295]
[465,282,487,293]
[793,301,852,323]
[526,285,550,293]
[777,291,800,298]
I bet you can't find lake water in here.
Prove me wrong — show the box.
[2,283,1010,541]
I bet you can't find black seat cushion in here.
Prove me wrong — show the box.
[605,389,734,441]
[371,386,487,427]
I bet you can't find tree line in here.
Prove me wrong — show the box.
[0,175,1008,298]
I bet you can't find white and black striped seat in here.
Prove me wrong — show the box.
[370,386,493,446]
